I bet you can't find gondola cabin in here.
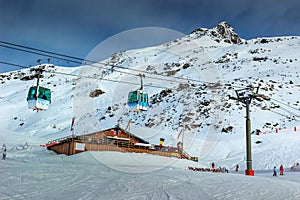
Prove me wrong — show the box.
[127,89,148,112]
[27,86,51,111]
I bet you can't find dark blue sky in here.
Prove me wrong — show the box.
[0,0,299,72]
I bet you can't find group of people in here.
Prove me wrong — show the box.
[273,165,284,176]
[212,162,285,176]
[1,142,31,160]
[211,162,229,173]
[191,162,287,176]
[188,166,229,173]
[212,162,239,173]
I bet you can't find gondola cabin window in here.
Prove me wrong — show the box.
[27,86,37,100]
[37,87,51,101]
[27,86,51,101]
[128,91,138,104]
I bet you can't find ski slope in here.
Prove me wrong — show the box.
[1,149,300,200]
[1,22,300,199]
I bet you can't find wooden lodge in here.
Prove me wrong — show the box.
[47,125,195,160]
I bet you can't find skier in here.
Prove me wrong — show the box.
[273,166,277,176]
[279,165,284,175]
[2,148,6,160]
[224,167,229,173]
[212,162,215,169]
[235,164,239,172]
[2,144,6,160]
[23,142,29,149]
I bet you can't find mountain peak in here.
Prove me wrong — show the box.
[191,21,242,44]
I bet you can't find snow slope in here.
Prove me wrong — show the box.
[1,22,300,199]
[1,149,300,200]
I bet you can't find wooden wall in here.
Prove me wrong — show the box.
[48,141,181,158]
[49,142,74,155]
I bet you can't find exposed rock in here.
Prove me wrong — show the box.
[89,89,105,98]
[222,126,234,133]
[191,21,242,44]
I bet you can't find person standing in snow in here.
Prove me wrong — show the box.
[273,166,277,176]
[2,144,6,160]
[2,149,6,160]
[212,162,215,169]
[235,164,239,172]
[279,165,284,175]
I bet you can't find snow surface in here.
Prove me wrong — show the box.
[1,22,300,199]
[1,149,300,200]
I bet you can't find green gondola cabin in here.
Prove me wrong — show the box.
[27,86,51,111]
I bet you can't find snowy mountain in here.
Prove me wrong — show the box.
[1,22,300,199]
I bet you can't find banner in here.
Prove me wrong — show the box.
[75,143,85,151]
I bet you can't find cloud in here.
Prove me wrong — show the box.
[0,0,299,72]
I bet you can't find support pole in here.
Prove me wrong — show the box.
[139,74,145,90]
[35,73,40,100]
[71,117,75,155]
[235,87,258,176]
[245,99,254,175]
[36,73,40,87]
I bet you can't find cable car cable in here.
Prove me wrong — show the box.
[0,40,212,84]
[0,61,167,89]
[0,40,222,85]
[0,43,208,86]
[270,97,300,112]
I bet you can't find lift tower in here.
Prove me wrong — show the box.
[235,86,259,176]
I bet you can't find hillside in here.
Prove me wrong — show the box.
[1,22,300,199]
[0,22,300,168]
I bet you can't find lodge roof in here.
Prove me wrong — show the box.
[84,125,149,144]
[47,125,149,146]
